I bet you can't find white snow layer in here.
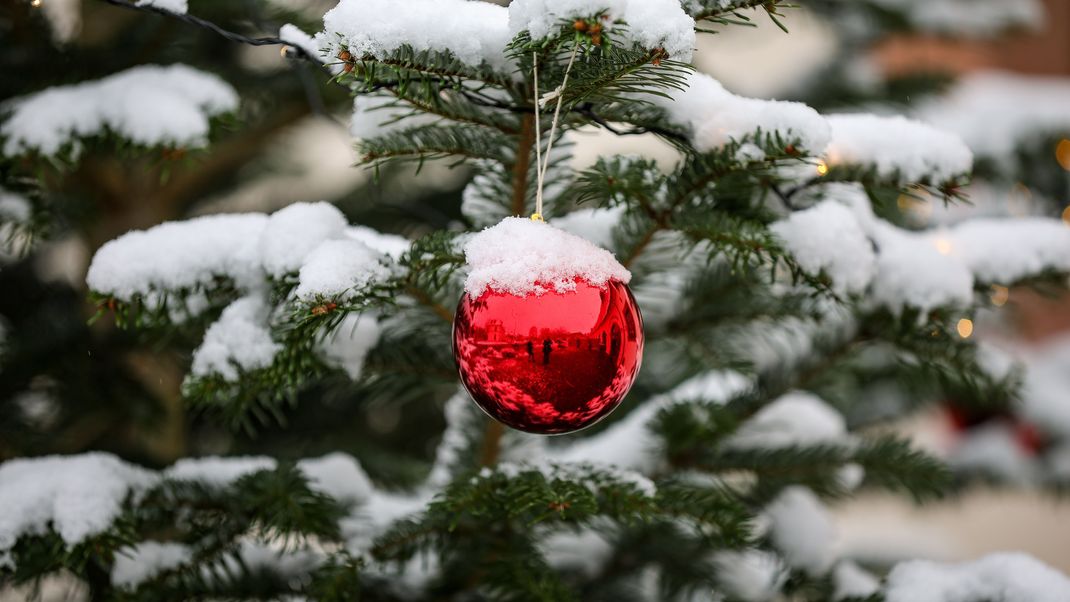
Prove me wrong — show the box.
[917,71,1070,160]
[942,217,1070,284]
[948,422,1038,485]
[712,549,787,602]
[825,114,973,183]
[1017,335,1070,440]
[87,213,268,299]
[316,0,512,70]
[165,456,277,487]
[508,0,695,60]
[135,0,187,13]
[771,200,876,294]
[868,224,975,315]
[297,453,374,504]
[295,239,392,300]
[0,453,157,552]
[2,64,237,157]
[554,371,750,473]
[164,453,374,503]
[869,0,1042,36]
[189,295,281,381]
[0,187,32,223]
[885,552,1070,602]
[832,561,880,601]
[319,314,382,380]
[763,486,836,576]
[345,225,411,259]
[724,391,848,450]
[815,183,1070,315]
[88,202,404,305]
[259,201,348,278]
[111,541,193,588]
[463,216,631,298]
[653,73,830,153]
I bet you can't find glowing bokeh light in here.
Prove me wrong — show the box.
[990,285,1009,307]
[1056,139,1070,172]
[956,318,974,339]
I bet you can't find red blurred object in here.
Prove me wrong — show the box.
[453,279,643,434]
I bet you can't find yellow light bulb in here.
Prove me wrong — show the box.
[990,285,1009,307]
[956,318,974,339]
[31,0,42,6]
[1056,139,1070,172]
[815,160,829,177]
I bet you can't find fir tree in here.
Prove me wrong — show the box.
[2,1,1070,601]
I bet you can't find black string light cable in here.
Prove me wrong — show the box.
[95,0,318,62]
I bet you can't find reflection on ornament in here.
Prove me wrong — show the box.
[453,279,643,435]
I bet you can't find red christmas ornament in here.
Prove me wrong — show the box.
[453,279,643,434]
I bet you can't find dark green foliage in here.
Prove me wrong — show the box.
[5,1,1069,601]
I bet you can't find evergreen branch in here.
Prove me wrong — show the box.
[345,47,512,90]
[358,124,512,168]
[688,0,795,33]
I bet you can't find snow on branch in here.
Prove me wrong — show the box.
[723,392,850,451]
[795,184,1070,315]
[916,71,1070,162]
[87,202,404,306]
[134,0,187,13]
[553,370,751,473]
[190,294,281,382]
[295,239,394,301]
[88,202,406,390]
[944,218,1070,284]
[0,453,157,551]
[825,114,973,184]
[869,0,1043,37]
[315,0,512,71]
[763,486,836,576]
[0,452,384,569]
[651,72,830,154]
[508,0,696,60]
[87,213,269,300]
[1,64,237,158]
[770,200,876,295]
[885,552,1070,602]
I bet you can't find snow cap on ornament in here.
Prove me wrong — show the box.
[463,216,631,298]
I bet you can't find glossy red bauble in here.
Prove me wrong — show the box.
[453,279,643,434]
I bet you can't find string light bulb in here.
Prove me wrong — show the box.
[815,160,829,176]
[1056,139,1070,172]
[990,285,1009,307]
[31,0,42,7]
[956,318,974,339]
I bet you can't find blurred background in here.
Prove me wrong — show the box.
[1,0,1067,595]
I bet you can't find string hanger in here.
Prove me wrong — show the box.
[531,42,580,222]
